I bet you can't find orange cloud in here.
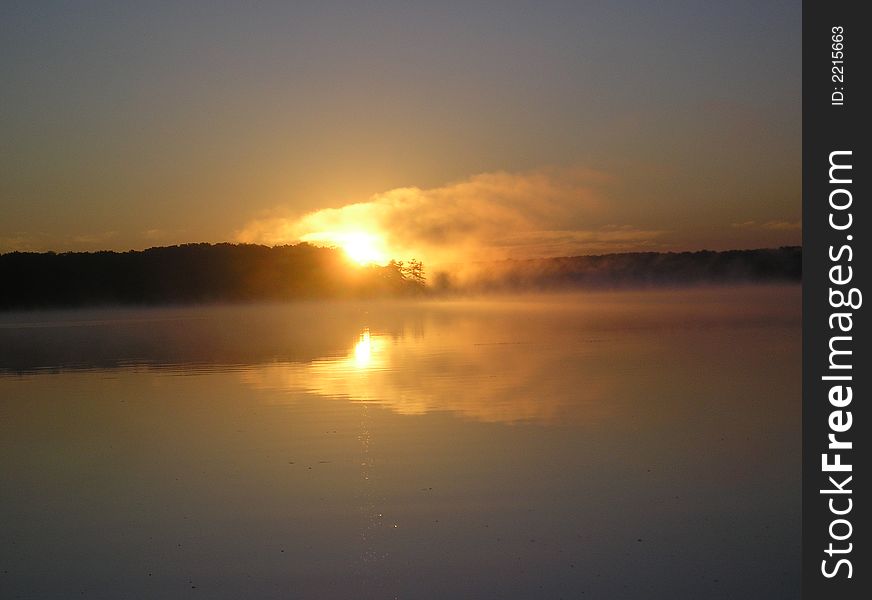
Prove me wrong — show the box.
[731,220,802,231]
[235,167,664,266]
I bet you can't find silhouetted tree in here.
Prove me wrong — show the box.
[0,243,427,310]
[0,245,800,310]
[400,259,425,285]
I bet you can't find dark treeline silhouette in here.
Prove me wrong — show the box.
[0,243,424,310]
[0,244,800,310]
[436,247,801,292]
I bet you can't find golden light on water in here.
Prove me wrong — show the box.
[241,322,613,422]
[354,329,373,368]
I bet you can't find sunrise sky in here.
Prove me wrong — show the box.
[1,1,800,265]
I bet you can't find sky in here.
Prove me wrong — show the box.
[1,1,801,264]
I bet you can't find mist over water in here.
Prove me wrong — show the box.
[0,286,800,599]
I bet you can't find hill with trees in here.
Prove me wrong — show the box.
[0,243,424,310]
[0,244,800,310]
[439,247,801,292]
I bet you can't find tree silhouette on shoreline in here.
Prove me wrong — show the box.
[0,243,799,310]
[0,243,425,310]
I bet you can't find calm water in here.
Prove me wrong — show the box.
[0,287,800,599]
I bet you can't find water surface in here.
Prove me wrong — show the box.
[0,287,800,599]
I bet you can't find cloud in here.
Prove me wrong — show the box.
[731,220,801,231]
[235,167,665,266]
[0,231,118,253]
[70,231,118,245]
[0,234,39,252]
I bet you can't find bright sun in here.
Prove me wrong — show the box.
[341,232,386,265]
[299,230,389,265]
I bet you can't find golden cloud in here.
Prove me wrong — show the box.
[731,220,802,231]
[234,167,665,266]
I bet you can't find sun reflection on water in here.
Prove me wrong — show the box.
[238,322,617,424]
[353,329,373,369]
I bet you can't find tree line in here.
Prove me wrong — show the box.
[441,247,801,292]
[0,243,801,310]
[0,243,425,310]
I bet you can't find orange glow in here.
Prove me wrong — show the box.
[301,231,388,265]
[341,233,387,265]
[353,329,373,368]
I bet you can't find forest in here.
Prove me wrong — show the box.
[0,244,800,310]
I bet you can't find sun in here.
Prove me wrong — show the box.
[341,232,386,265]
[300,230,389,265]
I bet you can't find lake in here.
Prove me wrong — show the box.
[0,286,800,599]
